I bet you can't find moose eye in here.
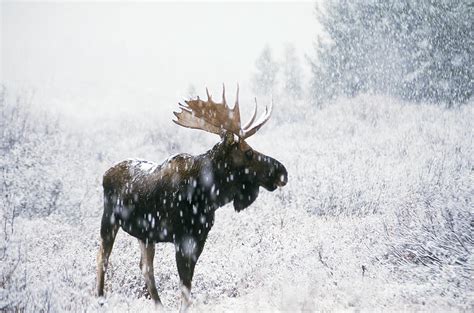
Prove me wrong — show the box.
[245,150,253,160]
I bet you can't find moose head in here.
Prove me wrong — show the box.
[97,85,288,311]
[173,85,288,211]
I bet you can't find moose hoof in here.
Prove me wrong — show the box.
[98,297,107,306]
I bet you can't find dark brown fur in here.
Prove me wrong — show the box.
[96,134,287,308]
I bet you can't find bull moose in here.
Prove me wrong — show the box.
[96,86,288,310]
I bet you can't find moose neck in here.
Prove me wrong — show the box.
[189,141,238,211]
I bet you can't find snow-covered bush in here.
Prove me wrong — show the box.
[0,87,60,311]
[1,88,472,311]
[294,95,473,298]
[0,87,64,228]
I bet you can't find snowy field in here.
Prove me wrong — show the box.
[1,93,472,312]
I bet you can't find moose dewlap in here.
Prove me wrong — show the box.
[96,86,288,311]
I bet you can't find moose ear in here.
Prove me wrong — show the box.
[221,131,235,145]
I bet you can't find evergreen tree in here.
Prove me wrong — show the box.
[186,84,197,99]
[252,45,279,97]
[310,0,473,106]
[282,44,303,99]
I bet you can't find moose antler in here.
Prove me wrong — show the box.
[173,85,272,140]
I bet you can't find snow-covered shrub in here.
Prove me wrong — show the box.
[1,88,63,224]
[0,87,62,311]
[1,89,472,311]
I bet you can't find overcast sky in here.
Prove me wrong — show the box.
[2,1,318,116]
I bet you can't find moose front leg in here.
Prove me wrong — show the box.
[175,235,206,312]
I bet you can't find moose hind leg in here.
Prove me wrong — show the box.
[139,240,162,305]
[97,206,119,297]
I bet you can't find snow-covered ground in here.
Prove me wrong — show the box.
[1,94,473,312]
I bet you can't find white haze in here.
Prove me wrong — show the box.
[2,1,317,119]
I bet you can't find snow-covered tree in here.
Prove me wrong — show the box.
[252,45,279,97]
[396,0,473,105]
[309,0,473,106]
[186,83,197,99]
[282,44,303,100]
